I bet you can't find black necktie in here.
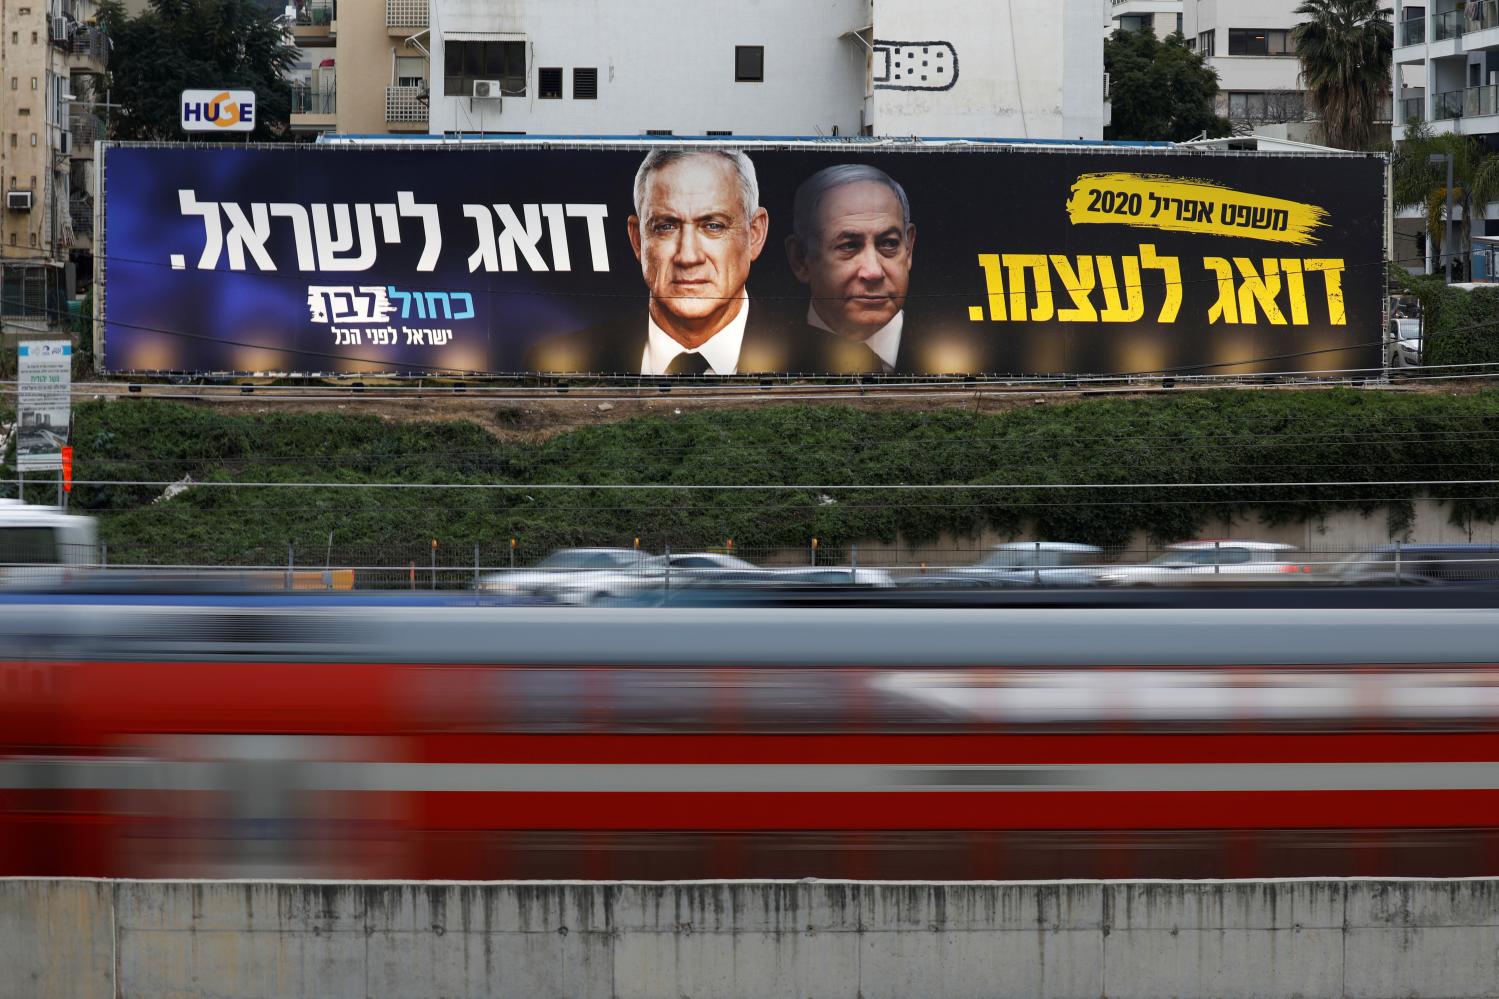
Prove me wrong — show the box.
[666,352,711,376]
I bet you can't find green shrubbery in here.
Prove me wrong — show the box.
[9,389,1497,562]
[1392,268,1499,368]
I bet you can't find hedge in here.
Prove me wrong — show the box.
[6,389,1499,563]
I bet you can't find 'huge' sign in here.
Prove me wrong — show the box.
[180,90,255,133]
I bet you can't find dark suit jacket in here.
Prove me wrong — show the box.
[783,311,993,376]
[523,308,792,375]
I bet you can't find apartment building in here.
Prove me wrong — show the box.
[1183,0,1319,133]
[288,0,431,137]
[0,0,106,335]
[1390,1,1499,275]
[1109,0,1183,37]
[424,0,1106,140]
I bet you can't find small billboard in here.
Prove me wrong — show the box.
[16,341,71,472]
[180,90,255,133]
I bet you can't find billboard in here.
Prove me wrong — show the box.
[16,341,71,472]
[101,142,1385,377]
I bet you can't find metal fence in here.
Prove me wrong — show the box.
[6,541,1499,593]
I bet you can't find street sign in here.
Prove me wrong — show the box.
[180,89,255,133]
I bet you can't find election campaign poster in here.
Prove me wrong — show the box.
[100,141,1385,377]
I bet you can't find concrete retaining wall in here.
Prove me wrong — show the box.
[4,878,1499,998]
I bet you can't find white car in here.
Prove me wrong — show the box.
[475,547,653,599]
[1096,541,1309,587]
[483,551,771,604]
[942,542,1103,588]
[1387,316,1422,370]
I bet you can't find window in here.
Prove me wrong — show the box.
[706,129,733,136]
[31,77,37,90]
[443,40,526,98]
[8,78,15,90]
[735,44,764,82]
[645,129,673,135]
[1198,30,1215,56]
[538,66,562,99]
[1176,13,1183,34]
[572,67,597,100]
[1227,28,1294,56]
[17,108,27,116]
[394,56,424,88]
[0,528,59,565]
[29,133,37,146]
[1116,14,1149,32]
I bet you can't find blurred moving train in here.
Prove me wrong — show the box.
[4,590,1499,880]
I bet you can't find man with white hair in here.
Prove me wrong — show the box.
[526,148,787,375]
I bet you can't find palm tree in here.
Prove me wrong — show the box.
[1292,0,1393,150]
[1392,122,1499,275]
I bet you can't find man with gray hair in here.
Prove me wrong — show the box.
[784,163,923,374]
[527,148,784,375]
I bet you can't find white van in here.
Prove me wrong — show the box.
[0,499,100,587]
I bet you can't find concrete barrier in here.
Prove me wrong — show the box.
[4,878,1499,998]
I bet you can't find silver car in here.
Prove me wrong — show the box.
[942,542,1104,588]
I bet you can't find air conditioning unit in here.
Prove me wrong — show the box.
[471,80,503,100]
[6,191,34,211]
[49,15,69,42]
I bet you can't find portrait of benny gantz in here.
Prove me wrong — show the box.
[526,148,787,375]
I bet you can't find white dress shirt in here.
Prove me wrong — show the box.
[806,304,904,372]
[640,296,751,375]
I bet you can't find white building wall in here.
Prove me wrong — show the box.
[1184,0,1305,101]
[1107,0,1183,37]
[430,0,867,137]
[429,0,1106,141]
[873,0,1105,140]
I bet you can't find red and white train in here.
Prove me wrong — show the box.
[3,593,1499,880]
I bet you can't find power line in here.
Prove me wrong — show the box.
[17,477,1499,491]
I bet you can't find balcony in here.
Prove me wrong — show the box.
[1466,0,1499,32]
[291,83,336,115]
[296,0,335,26]
[69,193,93,237]
[68,25,108,69]
[292,0,335,45]
[385,85,427,125]
[1466,82,1499,118]
[68,108,103,150]
[387,0,427,30]
[1401,95,1425,125]
[1434,88,1463,120]
[1434,9,1464,41]
[1399,16,1425,46]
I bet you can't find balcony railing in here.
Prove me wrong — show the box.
[290,84,336,115]
[1400,16,1426,46]
[68,108,102,146]
[386,0,427,28]
[1434,88,1463,120]
[1401,95,1425,124]
[1434,9,1465,40]
[69,194,93,236]
[295,0,336,27]
[385,85,427,123]
[1466,82,1499,118]
[69,25,108,66]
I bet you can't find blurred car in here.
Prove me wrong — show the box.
[475,547,652,597]
[772,567,895,588]
[1332,544,1499,586]
[0,499,99,590]
[486,551,781,604]
[1096,540,1309,587]
[941,541,1104,588]
[1387,315,1422,370]
[896,573,1020,590]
